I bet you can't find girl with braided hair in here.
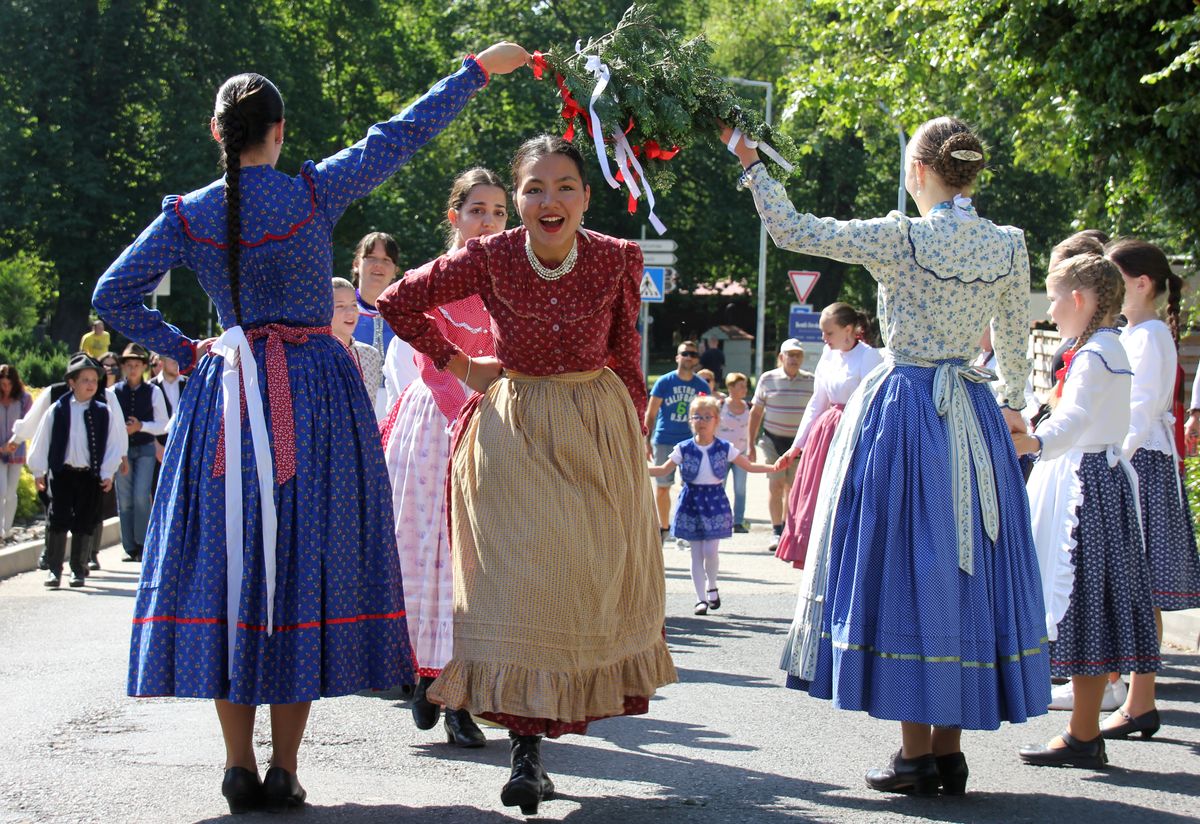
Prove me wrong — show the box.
[1099,238,1200,741]
[1017,254,1160,769]
[725,115,1049,796]
[92,43,531,813]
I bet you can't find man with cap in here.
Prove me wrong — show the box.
[26,354,126,587]
[748,339,815,551]
[112,343,168,561]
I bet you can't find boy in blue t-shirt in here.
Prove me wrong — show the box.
[644,341,711,544]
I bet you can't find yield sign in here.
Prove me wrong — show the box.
[788,270,820,303]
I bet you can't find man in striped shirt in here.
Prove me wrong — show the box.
[748,339,814,551]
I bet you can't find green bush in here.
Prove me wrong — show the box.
[1188,455,1200,535]
[0,327,69,388]
[15,466,41,522]
[0,252,56,337]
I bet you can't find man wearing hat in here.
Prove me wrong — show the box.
[748,339,815,552]
[112,343,168,562]
[26,354,126,587]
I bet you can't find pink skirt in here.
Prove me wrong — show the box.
[776,404,844,569]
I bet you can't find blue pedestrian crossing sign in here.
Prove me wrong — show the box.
[789,304,823,343]
[640,267,666,303]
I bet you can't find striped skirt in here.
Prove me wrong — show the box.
[427,368,677,736]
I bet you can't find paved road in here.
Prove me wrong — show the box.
[2,472,1198,823]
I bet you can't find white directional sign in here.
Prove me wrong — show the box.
[634,239,678,253]
[642,252,677,266]
[640,267,666,303]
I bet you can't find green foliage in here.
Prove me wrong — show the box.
[0,328,69,388]
[0,252,56,336]
[539,4,796,194]
[15,467,40,523]
[1188,455,1200,535]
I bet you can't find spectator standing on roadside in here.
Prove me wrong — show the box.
[717,371,752,533]
[645,341,711,548]
[748,339,814,551]
[699,336,726,387]
[0,364,33,541]
[80,320,111,361]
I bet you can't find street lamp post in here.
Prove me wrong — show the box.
[726,76,773,378]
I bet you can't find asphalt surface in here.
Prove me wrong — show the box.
[2,472,1198,823]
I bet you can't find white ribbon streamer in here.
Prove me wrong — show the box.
[576,41,621,191]
[612,128,668,235]
[211,326,279,678]
[726,126,795,174]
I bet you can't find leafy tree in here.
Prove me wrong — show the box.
[0,251,56,335]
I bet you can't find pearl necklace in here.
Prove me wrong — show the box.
[525,232,578,281]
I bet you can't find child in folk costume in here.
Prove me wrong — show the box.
[775,303,882,569]
[92,45,530,814]
[1102,239,1200,740]
[330,277,384,401]
[26,354,125,588]
[1016,254,1160,769]
[380,167,507,747]
[649,395,778,615]
[717,372,752,533]
[727,116,1050,797]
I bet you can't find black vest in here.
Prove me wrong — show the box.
[114,380,155,446]
[47,393,109,477]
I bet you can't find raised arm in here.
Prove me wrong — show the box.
[93,207,198,372]
[606,242,649,423]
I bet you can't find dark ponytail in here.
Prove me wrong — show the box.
[822,302,878,347]
[213,73,284,326]
[1106,237,1183,345]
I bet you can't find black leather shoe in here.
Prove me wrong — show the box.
[706,589,721,611]
[411,676,442,730]
[69,575,85,588]
[1019,731,1108,768]
[935,752,969,795]
[44,572,61,588]
[88,558,100,571]
[1101,708,1161,740]
[263,765,306,811]
[221,766,264,815]
[865,750,940,796]
[444,709,487,748]
[501,734,555,815]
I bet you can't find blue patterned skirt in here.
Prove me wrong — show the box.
[672,482,733,541]
[786,365,1051,729]
[128,333,412,705]
[1131,448,1200,611]
[1049,452,1160,677]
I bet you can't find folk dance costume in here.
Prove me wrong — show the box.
[671,438,736,607]
[346,338,384,406]
[381,296,493,681]
[1026,330,1161,677]
[1121,320,1200,611]
[94,57,493,705]
[776,342,882,569]
[378,227,677,738]
[739,163,1051,729]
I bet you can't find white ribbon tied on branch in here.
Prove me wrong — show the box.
[576,41,669,236]
[726,126,795,174]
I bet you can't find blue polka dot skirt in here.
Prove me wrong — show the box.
[786,366,1051,730]
[672,483,733,541]
[128,335,413,705]
[1130,448,1200,611]
[1049,452,1160,677]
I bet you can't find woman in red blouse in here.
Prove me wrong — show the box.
[378,136,676,815]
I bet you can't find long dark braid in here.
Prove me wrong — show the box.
[1106,237,1183,346]
[213,73,284,327]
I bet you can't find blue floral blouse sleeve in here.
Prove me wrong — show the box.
[992,228,1032,410]
[92,203,197,370]
[313,57,488,221]
[742,164,906,288]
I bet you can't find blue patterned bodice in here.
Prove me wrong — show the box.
[678,438,730,484]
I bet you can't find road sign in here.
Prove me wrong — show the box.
[643,252,677,266]
[788,270,820,303]
[633,239,678,253]
[640,267,666,303]
[788,304,823,343]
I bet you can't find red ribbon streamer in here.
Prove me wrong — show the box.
[1054,349,1075,398]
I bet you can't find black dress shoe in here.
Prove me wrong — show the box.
[865,750,940,796]
[44,572,61,588]
[935,752,968,795]
[263,765,306,811]
[411,676,442,730]
[88,558,100,571]
[1101,708,1160,740]
[221,766,264,815]
[69,575,85,588]
[1019,731,1108,768]
[707,589,721,611]
[501,734,554,815]
[444,708,487,748]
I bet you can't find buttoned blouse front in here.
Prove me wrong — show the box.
[376,227,648,420]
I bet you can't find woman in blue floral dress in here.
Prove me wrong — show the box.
[724,117,1050,796]
[93,44,530,814]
